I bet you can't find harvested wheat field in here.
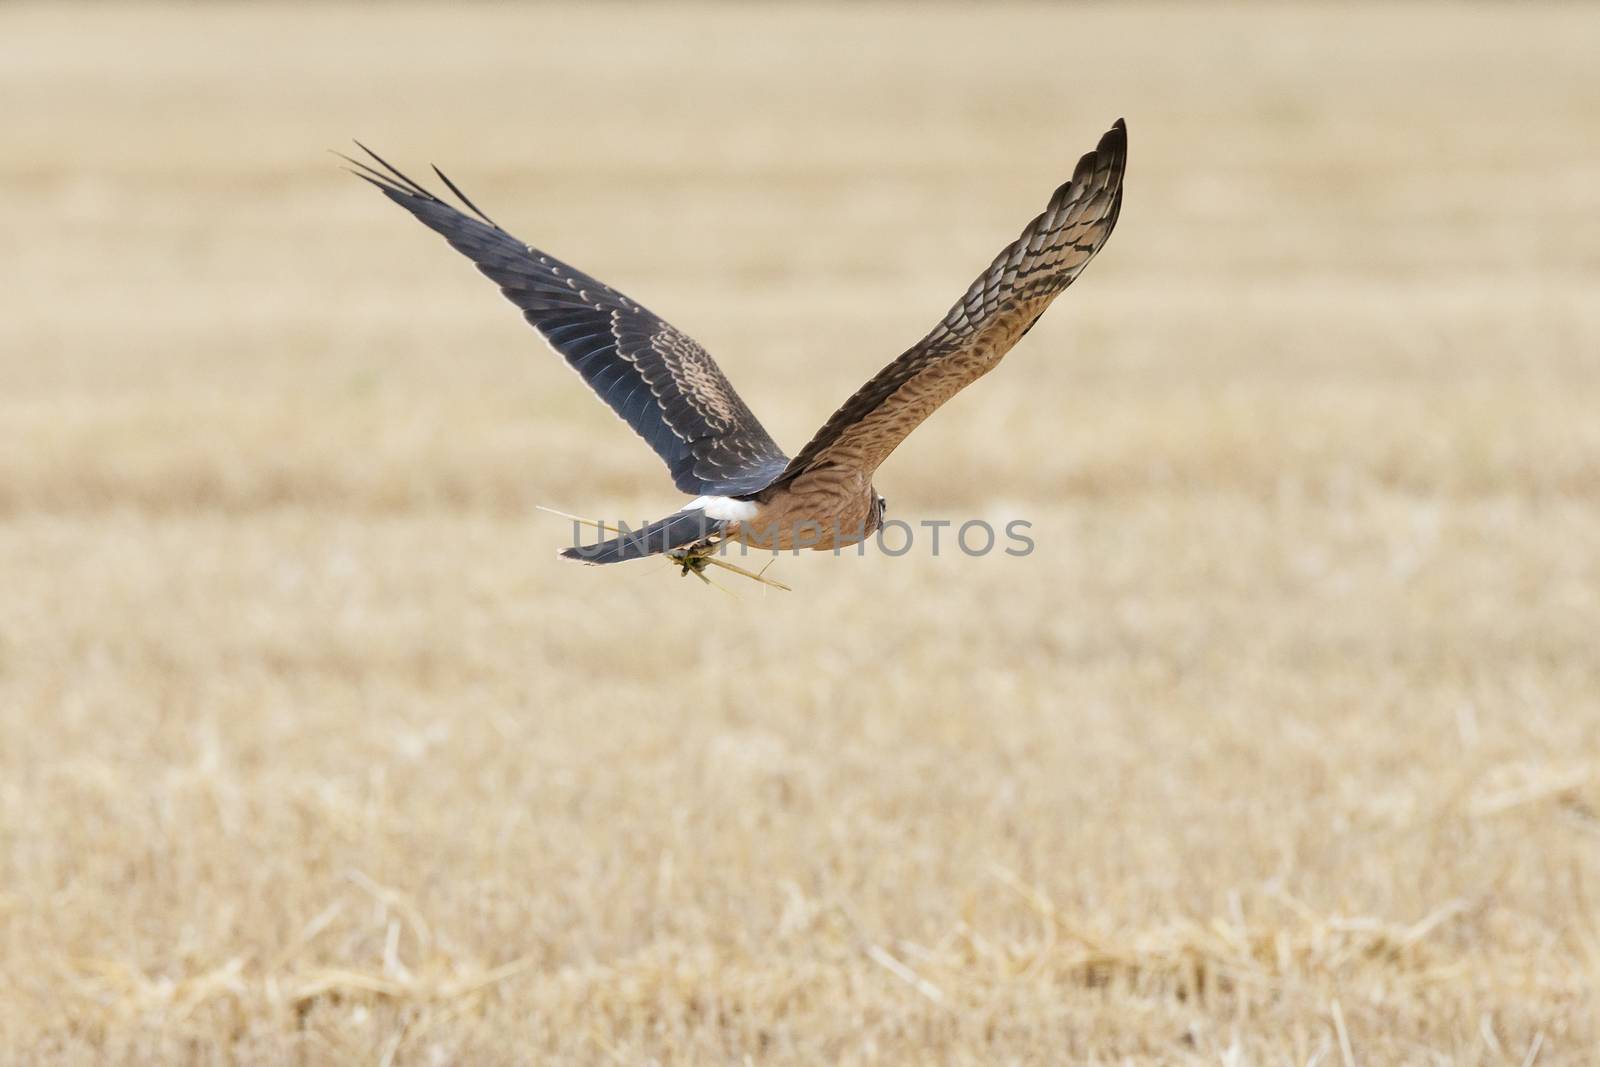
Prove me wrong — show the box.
[2,2,1598,1063]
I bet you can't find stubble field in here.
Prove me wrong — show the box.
[2,3,1598,1063]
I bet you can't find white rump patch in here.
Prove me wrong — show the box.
[686,495,760,522]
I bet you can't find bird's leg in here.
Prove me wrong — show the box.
[668,536,792,592]
[669,540,716,582]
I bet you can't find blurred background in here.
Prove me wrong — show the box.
[2,3,1597,1063]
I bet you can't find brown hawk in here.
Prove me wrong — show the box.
[346,120,1126,566]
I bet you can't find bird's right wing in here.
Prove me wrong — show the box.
[346,146,789,497]
[776,120,1126,486]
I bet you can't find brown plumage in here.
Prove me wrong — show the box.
[347,120,1127,565]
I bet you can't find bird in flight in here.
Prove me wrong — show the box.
[345,120,1125,575]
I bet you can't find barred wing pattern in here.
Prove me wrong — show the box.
[778,119,1127,485]
[347,147,789,496]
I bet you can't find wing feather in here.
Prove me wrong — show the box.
[774,120,1127,487]
[347,147,789,496]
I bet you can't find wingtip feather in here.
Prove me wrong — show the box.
[430,163,500,230]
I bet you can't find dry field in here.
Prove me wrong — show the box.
[3,2,1599,1063]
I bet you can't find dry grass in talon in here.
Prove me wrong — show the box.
[3,2,1600,1064]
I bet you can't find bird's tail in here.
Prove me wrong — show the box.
[559,508,723,565]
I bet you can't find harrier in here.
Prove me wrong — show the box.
[346,120,1125,571]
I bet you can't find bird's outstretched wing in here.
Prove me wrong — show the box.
[775,119,1127,487]
[345,145,789,497]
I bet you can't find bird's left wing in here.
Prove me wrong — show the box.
[345,145,789,497]
[775,119,1126,488]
